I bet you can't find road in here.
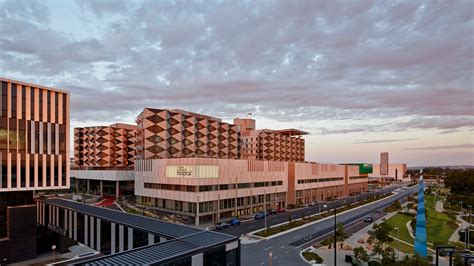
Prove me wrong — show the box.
[239,185,418,266]
[218,184,406,236]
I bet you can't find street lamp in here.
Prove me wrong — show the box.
[394,227,400,261]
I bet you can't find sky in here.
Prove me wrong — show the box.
[0,0,473,166]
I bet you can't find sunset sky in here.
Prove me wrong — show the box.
[1,0,472,166]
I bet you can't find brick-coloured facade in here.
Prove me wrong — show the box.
[136,108,239,160]
[74,123,136,168]
[234,118,306,162]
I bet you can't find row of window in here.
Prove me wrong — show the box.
[297,177,344,184]
[349,176,367,180]
[1,82,66,123]
[144,180,284,192]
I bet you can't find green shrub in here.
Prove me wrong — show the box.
[302,251,323,263]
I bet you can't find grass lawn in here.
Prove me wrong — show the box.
[389,239,414,255]
[382,194,457,250]
[384,212,415,244]
[424,194,457,245]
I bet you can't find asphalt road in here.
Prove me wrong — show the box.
[217,184,406,236]
[240,184,418,266]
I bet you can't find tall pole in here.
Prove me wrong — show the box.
[394,227,400,261]
[235,176,238,217]
[334,206,337,266]
[264,189,267,231]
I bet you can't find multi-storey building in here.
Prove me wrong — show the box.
[0,77,70,263]
[74,123,136,168]
[234,118,306,162]
[136,108,239,160]
[134,158,368,226]
[72,123,136,198]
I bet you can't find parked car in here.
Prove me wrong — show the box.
[215,222,230,229]
[254,212,267,220]
[276,208,286,213]
[229,218,241,226]
[308,201,319,206]
[267,209,277,215]
[363,215,373,223]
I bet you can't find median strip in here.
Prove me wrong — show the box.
[252,192,395,238]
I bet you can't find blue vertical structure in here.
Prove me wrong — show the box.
[414,170,428,257]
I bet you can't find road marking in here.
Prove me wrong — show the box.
[281,246,285,249]
[294,235,301,239]
[264,246,273,251]
[274,256,278,259]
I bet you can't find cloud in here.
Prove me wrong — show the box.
[404,143,474,150]
[0,0,472,136]
[354,138,418,144]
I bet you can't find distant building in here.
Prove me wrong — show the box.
[380,152,389,175]
[0,77,70,263]
[370,163,409,183]
[234,117,307,162]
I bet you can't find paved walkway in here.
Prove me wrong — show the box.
[449,215,470,242]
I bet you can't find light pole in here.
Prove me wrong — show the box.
[333,204,337,266]
[394,227,400,261]
[264,189,267,231]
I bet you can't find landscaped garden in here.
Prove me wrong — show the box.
[380,193,457,251]
[254,192,393,237]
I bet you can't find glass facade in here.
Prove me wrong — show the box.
[0,80,69,191]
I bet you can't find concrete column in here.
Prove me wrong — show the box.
[191,253,203,266]
[84,214,89,245]
[111,223,116,254]
[64,208,68,231]
[116,181,120,199]
[127,228,133,250]
[90,216,94,249]
[100,180,103,197]
[160,237,166,243]
[195,195,200,226]
[148,234,154,245]
[68,210,73,238]
[74,212,78,240]
[96,218,101,252]
[119,225,124,252]
[87,179,90,194]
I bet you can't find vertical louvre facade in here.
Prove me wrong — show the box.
[0,78,70,191]
[74,123,136,168]
[136,108,239,160]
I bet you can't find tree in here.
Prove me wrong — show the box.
[453,253,463,266]
[374,223,393,244]
[353,246,370,262]
[395,254,431,266]
[380,246,396,264]
[336,223,347,241]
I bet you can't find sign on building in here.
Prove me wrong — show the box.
[166,165,219,178]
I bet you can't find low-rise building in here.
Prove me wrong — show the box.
[134,158,368,226]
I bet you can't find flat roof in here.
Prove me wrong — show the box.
[82,240,201,266]
[39,198,239,265]
[0,77,69,94]
[40,198,201,238]
[275,128,309,135]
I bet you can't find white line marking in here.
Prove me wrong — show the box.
[264,246,273,251]
[294,235,301,239]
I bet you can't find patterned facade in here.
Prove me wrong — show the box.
[74,123,136,168]
[234,118,306,162]
[0,77,70,191]
[136,108,239,160]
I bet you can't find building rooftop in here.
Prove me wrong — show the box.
[39,198,238,265]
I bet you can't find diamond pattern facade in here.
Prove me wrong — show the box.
[136,108,239,160]
[74,123,136,168]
